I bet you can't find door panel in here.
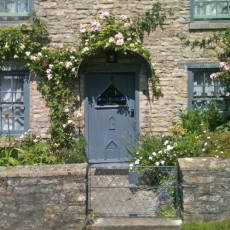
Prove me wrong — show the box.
[86,72,136,163]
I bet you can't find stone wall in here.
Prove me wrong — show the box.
[0,164,87,230]
[178,158,230,222]
[32,0,223,134]
[1,0,227,135]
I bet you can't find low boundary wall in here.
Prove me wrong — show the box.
[178,158,230,222]
[1,158,230,228]
[0,164,87,230]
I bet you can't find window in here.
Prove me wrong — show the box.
[188,68,229,111]
[0,0,33,22]
[0,64,29,135]
[97,84,127,106]
[191,0,230,21]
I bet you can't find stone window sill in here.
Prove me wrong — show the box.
[190,22,230,30]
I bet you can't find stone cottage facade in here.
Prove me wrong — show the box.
[0,0,229,162]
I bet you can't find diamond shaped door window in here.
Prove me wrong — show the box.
[97,84,127,106]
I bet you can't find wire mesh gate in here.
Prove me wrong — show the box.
[87,165,179,218]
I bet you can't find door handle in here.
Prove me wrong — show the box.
[130,109,134,117]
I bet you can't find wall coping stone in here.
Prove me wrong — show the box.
[0,163,88,178]
[178,157,230,172]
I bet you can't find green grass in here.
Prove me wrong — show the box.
[181,220,230,230]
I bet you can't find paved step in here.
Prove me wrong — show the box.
[87,218,182,230]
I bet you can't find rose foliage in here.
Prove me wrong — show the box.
[0,4,165,161]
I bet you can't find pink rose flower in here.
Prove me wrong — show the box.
[115,32,124,40]
[100,12,110,20]
[116,39,124,46]
[219,62,230,70]
[120,15,128,20]
[210,72,219,80]
[91,21,101,32]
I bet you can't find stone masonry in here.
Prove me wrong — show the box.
[0,164,87,230]
[4,0,225,137]
[35,0,225,133]
[178,158,230,222]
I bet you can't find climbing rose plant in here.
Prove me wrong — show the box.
[210,61,230,97]
[185,28,230,98]
[210,28,230,96]
[0,4,165,161]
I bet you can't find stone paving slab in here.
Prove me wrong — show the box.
[88,217,182,230]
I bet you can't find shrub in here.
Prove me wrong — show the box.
[199,131,230,159]
[180,109,203,134]
[202,102,228,131]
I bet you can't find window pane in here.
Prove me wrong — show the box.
[6,0,16,13]
[0,76,12,103]
[206,2,216,15]
[205,85,215,96]
[12,76,24,103]
[215,86,227,96]
[0,1,5,12]
[194,86,204,97]
[195,2,206,15]
[18,0,28,13]
[14,106,24,130]
[1,107,13,130]
[204,75,215,96]
[193,100,205,110]
[97,84,127,106]
[217,2,228,14]
[194,72,204,85]
[0,75,24,103]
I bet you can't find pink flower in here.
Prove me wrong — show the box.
[120,15,128,20]
[100,12,110,20]
[210,72,219,80]
[219,62,230,70]
[115,32,123,40]
[116,39,124,46]
[226,92,230,97]
[91,21,101,32]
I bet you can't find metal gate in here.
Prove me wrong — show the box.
[87,165,179,218]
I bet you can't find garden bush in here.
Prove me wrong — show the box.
[131,102,230,167]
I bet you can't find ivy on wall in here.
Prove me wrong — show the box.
[0,4,165,160]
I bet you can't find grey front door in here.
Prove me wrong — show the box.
[85,72,137,163]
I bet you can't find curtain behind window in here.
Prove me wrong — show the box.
[1,75,24,131]
[0,0,28,13]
